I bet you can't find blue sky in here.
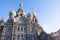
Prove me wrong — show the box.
[0,0,60,33]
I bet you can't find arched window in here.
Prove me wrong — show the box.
[21,27,23,31]
[20,13,23,16]
[7,27,11,31]
[18,27,20,31]
[24,27,27,33]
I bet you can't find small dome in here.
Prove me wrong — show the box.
[32,11,37,16]
[9,10,16,17]
[27,13,32,18]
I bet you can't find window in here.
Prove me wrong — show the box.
[24,27,26,31]
[21,27,23,31]
[20,20,25,24]
[0,31,2,36]
[16,14,18,17]
[32,36,34,40]
[18,27,20,31]
[27,27,30,34]
[24,35,26,40]
[20,36,22,40]
[27,27,30,31]
[27,35,31,40]
[32,28,35,32]
[17,35,20,40]
[20,13,23,16]
[8,27,11,31]
[5,36,11,40]
[24,27,26,33]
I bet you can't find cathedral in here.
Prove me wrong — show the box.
[0,3,43,40]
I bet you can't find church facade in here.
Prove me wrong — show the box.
[0,3,43,40]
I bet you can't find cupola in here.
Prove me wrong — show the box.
[32,10,38,23]
[27,13,32,18]
[9,9,16,18]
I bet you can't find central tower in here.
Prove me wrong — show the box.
[16,3,26,17]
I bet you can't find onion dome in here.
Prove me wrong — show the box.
[31,10,38,23]
[9,9,16,17]
[32,10,37,17]
[32,10,36,17]
[20,3,23,8]
[27,13,32,18]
